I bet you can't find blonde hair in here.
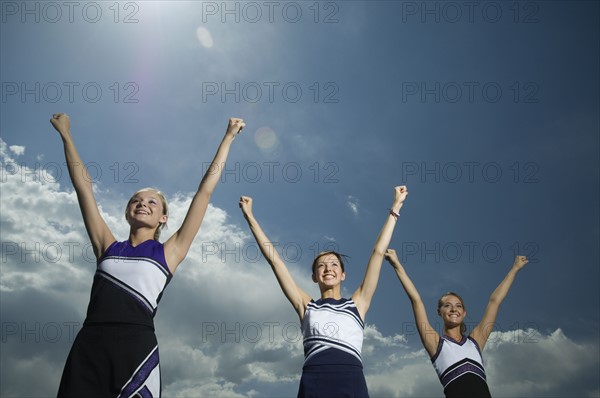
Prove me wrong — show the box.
[126,188,169,240]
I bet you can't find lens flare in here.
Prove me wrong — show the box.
[196,27,214,48]
[254,127,278,152]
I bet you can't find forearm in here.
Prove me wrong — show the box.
[243,211,308,316]
[361,210,401,287]
[472,266,521,348]
[167,132,239,265]
[390,259,438,354]
[244,213,284,265]
[362,200,404,283]
[373,203,403,255]
[61,135,94,195]
[197,134,235,197]
[354,203,405,314]
[164,119,243,267]
[53,122,112,257]
[489,266,520,304]
[391,262,423,306]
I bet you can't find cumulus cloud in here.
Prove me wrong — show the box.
[365,328,600,398]
[485,328,600,397]
[0,138,309,396]
[9,145,25,156]
[2,140,598,397]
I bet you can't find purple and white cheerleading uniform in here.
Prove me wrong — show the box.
[431,335,491,397]
[298,297,369,398]
[58,240,172,398]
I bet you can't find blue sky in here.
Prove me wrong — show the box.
[1,1,598,397]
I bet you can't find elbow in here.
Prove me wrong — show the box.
[489,295,502,306]
[411,297,424,307]
[372,247,386,258]
[195,188,212,202]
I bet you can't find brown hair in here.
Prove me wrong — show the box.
[437,291,467,335]
[311,251,347,275]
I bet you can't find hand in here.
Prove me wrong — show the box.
[50,113,71,137]
[513,255,529,271]
[239,195,253,217]
[393,185,408,206]
[384,248,402,268]
[227,118,245,137]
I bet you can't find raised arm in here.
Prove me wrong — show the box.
[239,196,312,320]
[352,186,408,320]
[386,249,439,357]
[471,255,529,350]
[163,118,244,273]
[50,113,115,259]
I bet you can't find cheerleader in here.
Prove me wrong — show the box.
[239,186,408,397]
[385,248,529,397]
[51,113,245,397]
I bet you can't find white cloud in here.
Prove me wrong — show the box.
[485,328,600,397]
[363,324,408,355]
[347,195,360,216]
[0,138,310,396]
[1,139,95,300]
[2,140,598,397]
[365,328,600,398]
[9,145,25,156]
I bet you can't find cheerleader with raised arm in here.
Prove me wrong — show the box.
[51,113,245,397]
[385,248,529,398]
[239,186,408,397]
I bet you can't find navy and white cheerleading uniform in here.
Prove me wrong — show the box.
[431,335,491,398]
[58,240,172,398]
[298,297,369,398]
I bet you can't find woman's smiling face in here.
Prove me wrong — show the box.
[437,294,467,327]
[312,253,346,287]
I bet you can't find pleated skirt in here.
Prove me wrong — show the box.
[298,364,369,398]
[57,324,161,398]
